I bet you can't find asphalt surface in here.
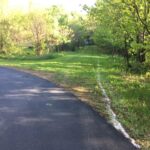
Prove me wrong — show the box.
[0,67,138,150]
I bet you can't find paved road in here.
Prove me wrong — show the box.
[0,67,137,150]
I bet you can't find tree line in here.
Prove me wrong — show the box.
[0,0,150,73]
[0,5,90,55]
[87,0,150,72]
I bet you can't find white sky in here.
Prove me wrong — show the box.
[8,0,96,13]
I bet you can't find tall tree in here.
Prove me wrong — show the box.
[28,12,47,55]
[88,0,150,68]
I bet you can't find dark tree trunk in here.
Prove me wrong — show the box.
[77,39,80,48]
[36,42,42,56]
[137,48,145,63]
[0,34,4,52]
[136,30,146,63]
[0,42,3,51]
[124,34,131,68]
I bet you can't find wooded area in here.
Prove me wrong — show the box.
[89,0,150,73]
[0,0,149,73]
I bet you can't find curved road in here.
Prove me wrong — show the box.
[0,67,137,150]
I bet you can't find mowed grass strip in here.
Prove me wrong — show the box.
[0,50,149,149]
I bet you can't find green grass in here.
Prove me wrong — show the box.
[0,48,149,149]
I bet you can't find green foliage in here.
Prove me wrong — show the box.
[0,5,88,55]
[131,42,144,51]
[88,0,150,67]
[0,18,11,53]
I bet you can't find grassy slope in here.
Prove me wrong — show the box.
[0,49,149,149]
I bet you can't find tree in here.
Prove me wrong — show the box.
[0,18,11,53]
[88,0,150,69]
[69,13,86,49]
[46,6,74,51]
[28,12,48,55]
[122,0,150,63]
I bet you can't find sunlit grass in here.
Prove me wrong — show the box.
[0,50,149,149]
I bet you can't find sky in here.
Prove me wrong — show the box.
[7,0,96,13]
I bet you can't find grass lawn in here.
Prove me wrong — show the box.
[0,48,149,149]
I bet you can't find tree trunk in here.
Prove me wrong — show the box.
[0,41,3,51]
[0,34,4,52]
[36,42,42,56]
[137,48,145,63]
[136,30,146,63]
[124,34,131,68]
